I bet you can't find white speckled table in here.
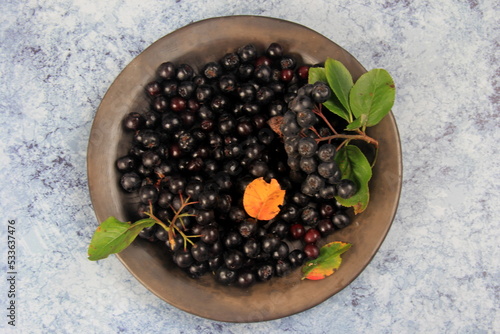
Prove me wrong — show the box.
[0,0,498,333]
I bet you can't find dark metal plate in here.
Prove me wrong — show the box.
[87,15,402,322]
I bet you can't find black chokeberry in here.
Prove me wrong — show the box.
[215,266,236,285]
[298,137,318,157]
[224,250,244,270]
[288,249,306,268]
[318,219,335,237]
[337,179,358,199]
[237,44,257,63]
[300,156,318,174]
[176,63,194,81]
[311,81,332,103]
[237,270,256,288]
[201,225,219,244]
[266,42,283,59]
[317,144,337,162]
[163,80,178,97]
[221,52,240,71]
[157,61,176,80]
[139,184,158,204]
[243,238,261,258]
[202,61,223,80]
[301,206,319,226]
[123,112,145,131]
[332,212,351,229]
[173,249,194,268]
[256,263,275,281]
[191,241,210,262]
[120,172,141,192]
[275,260,292,277]
[116,155,136,172]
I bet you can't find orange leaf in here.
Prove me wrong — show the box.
[243,177,285,220]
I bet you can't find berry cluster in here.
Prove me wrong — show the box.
[281,84,358,200]
[116,43,353,287]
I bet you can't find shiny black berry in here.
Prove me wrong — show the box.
[332,212,351,229]
[237,44,257,63]
[256,263,275,282]
[337,179,358,199]
[311,81,332,103]
[173,249,194,268]
[123,112,145,131]
[266,42,283,59]
[215,267,236,285]
[120,172,141,192]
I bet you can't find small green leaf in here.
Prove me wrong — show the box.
[88,217,155,261]
[309,66,350,122]
[345,117,362,130]
[323,99,351,122]
[334,145,372,214]
[302,241,352,280]
[324,58,354,114]
[308,66,327,84]
[349,69,395,127]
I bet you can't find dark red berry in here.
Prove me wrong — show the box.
[145,81,162,97]
[170,96,187,112]
[290,223,305,240]
[280,69,294,82]
[297,65,310,80]
[303,228,321,244]
[303,243,320,259]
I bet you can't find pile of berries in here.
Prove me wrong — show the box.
[116,42,354,287]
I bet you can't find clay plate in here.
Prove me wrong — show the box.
[87,16,402,322]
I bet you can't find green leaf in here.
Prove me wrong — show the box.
[323,99,351,122]
[349,69,395,127]
[308,66,350,122]
[345,116,363,131]
[334,145,372,214]
[324,58,354,115]
[302,241,352,280]
[88,217,156,261]
[308,66,327,84]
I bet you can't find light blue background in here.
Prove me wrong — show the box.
[0,0,498,333]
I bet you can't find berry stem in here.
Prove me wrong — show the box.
[309,126,322,138]
[316,133,379,147]
[144,195,199,250]
[311,104,378,147]
[312,104,338,135]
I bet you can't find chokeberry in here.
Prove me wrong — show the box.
[311,81,332,103]
[237,44,257,63]
[120,172,141,192]
[266,42,283,59]
[123,112,145,131]
[215,266,236,285]
[157,61,176,80]
[303,243,320,259]
[288,249,306,268]
[256,263,275,281]
[191,241,210,262]
[332,212,351,229]
[337,179,358,199]
[298,137,318,157]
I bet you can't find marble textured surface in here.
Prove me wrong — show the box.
[0,0,498,333]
